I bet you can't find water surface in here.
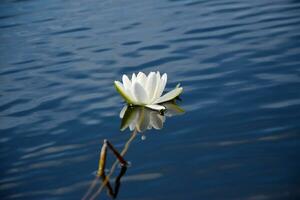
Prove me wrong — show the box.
[1,0,300,199]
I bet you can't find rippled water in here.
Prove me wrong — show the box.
[1,0,300,199]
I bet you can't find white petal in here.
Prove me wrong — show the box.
[137,108,150,132]
[129,124,134,131]
[154,73,167,101]
[128,108,140,131]
[114,81,135,103]
[122,75,136,101]
[133,82,149,104]
[119,105,128,118]
[155,71,161,84]
[145,104,165,111]
[126,88,136,102]
[131,73,137,95]
[137,72,147,86]
[150,112,164,129]
[154,87,183,104]
[151,72,161,101]
[132,73,137,84]
[145,72,157,101]
[122,75,131,90]
[120,106,141,131]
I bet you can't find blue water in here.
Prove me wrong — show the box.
[1,0,300,199]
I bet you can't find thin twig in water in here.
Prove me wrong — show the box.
[82,140,108,200]
[89,129,138,200]
[82,129,138,200]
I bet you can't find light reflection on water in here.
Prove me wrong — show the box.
[1,0,300,199]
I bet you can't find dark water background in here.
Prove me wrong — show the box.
[1,0,300,199]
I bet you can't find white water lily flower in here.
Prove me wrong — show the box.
[114,72,183,110]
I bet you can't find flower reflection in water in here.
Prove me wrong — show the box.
[82,100,184,200]
[120,101,184,133]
